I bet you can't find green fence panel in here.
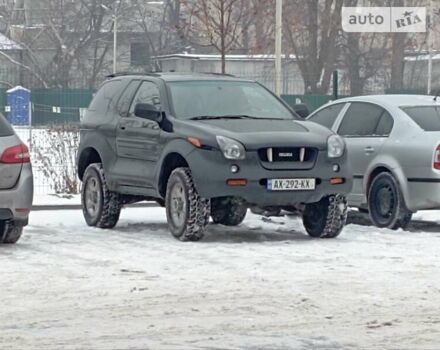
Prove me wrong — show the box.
[281,94,335,112]
[31,89,94,125]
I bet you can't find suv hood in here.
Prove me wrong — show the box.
[180,119,332,150]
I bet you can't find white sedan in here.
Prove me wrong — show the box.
[307,94,440,229]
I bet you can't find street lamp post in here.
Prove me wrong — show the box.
[427,0,433,94]
[102,1,120,74]
[274,0,283,96]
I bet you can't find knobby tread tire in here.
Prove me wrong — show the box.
[211,197,247,226]
[82,163,122,229]
[303,194,348,239]
[166,167,210,241]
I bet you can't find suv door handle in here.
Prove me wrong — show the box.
[364,146,375,153]
[119,125,126,130]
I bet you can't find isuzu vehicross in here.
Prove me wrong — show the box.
[77,73,352,241]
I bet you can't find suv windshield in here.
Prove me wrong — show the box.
[0,113,14,137]
[401,106,440,131]
[168,80,296,120]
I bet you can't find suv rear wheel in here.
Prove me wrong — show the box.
[302,194,348,238]
[81,163,122,229]
[211,197,247,226]
[0,221,23,244]
[166,167,210,241]
[368,172,412,230]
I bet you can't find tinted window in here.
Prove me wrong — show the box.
[168,81,295,120]
[401,106,440,131]
[129,81,161,116]
[88,80,124,114]
[117,80,141,117]
[375,111,394,136]
[309,103,344,129]
[339,102,385,137]
[0,113,13,137]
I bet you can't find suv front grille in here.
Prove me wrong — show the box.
[258,147,317,163]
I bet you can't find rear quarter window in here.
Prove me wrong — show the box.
[401,106,440,131]
[88,79,124,114]
[0,114,14,137]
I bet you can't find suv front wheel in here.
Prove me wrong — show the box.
[302,194,348,238]
[166,167,210,241]
[211,197,247,226]
[81,163,122,229]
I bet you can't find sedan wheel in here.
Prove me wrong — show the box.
[368,172,412,230]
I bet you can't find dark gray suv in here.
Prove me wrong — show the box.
[77,73,352,241]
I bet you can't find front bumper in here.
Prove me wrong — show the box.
[0,164,33,225]
[187,149,352,206]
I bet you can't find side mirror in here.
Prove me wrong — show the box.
[292,103,310,119]
[134,103,161,122]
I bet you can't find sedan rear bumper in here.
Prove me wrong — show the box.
[406,179,440,211]
[0,164,33,225]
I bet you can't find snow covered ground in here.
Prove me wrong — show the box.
[2,208,440,349]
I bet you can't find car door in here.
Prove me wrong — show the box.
[337,102,393,205]
[116,80,163,188]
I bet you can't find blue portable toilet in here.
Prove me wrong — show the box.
[6,86,31,126]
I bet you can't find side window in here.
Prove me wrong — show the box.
[338,102,385,137]
[308,103,344,129]
[375,111,394,136]
[129,81,161,117]
[116,80,141,117]
[88,80,123,114]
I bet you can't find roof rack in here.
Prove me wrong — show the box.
[105,71,161,79]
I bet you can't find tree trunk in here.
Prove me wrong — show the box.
[390,32,407,91]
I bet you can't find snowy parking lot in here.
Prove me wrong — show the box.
[2,207,440,349]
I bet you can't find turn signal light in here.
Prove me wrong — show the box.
[188,137,202,148]
[330,177,345,185]
[226,179,247,186]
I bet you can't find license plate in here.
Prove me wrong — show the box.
[267,178,316,191]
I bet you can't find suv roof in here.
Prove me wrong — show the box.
[106,72,252,83]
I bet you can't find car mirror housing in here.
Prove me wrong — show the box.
[292,104,310,119]
[134,103,162,122]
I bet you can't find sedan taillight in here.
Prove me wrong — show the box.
[434,145,440,170]
[0,144,31,164]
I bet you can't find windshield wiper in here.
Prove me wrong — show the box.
[189,115,283,120]
[190,115,258,120]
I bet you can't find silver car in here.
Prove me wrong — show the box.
[0,114,33,244]
[307,95,440,229]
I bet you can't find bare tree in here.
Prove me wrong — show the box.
[183,0,258,73]
[0,0,119,88]
[284,0,344,94]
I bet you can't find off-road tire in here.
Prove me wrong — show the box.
[302,194,348,238]
[81,163,122,229]
[0,221,23,244]
[165,167,210,241]
[368,172,412,230]
[211,197,247,226]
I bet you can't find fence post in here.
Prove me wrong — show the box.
[332,70,338,100]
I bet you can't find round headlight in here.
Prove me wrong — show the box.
[327,135,345,158]
[216,136,246,160]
